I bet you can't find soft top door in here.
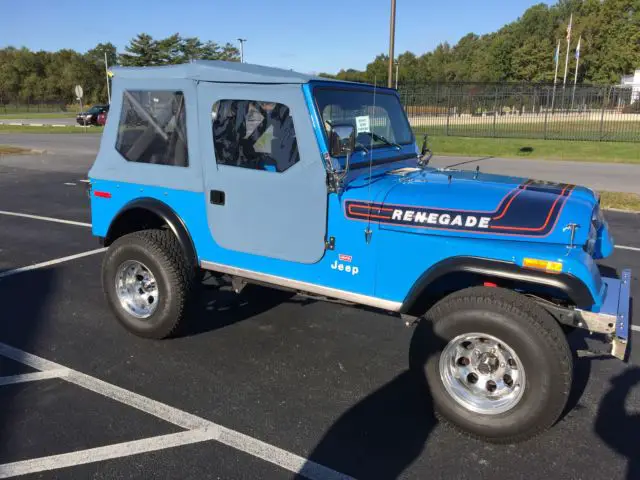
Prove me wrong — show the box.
[198,82,328,264]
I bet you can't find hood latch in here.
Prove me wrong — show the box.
[563,223,581,248]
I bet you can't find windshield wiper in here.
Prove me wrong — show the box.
[361,131,401,150]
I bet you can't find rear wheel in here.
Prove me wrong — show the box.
[415,287,572,443]
[102,229,194,339]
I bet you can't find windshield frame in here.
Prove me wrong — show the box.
[311,84,415,158]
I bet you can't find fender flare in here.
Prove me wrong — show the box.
[105,197,197,267]
[399,256,595,313]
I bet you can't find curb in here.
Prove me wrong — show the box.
[0,121,92,128]
[603,207,640,215]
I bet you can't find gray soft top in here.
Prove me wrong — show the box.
[110,60,341,84]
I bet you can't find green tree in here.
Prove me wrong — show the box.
[119,33,160,66]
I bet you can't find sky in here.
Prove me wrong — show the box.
[1,0,555,74]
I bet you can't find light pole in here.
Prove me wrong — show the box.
[237,38,247,63]
[387,0,397,88]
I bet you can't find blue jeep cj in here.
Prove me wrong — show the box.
[89,61,631,443]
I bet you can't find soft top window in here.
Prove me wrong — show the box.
[211,100,299,173]
[115,90,188,167]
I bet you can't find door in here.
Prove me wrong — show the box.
[198,82,328,264]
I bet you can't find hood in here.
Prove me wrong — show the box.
[344,165,598,246]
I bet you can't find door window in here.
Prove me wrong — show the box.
[211,100,299,172]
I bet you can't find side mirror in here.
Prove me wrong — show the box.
[418,133,432,167]
[420,134,429,156]
[329,123,356,159]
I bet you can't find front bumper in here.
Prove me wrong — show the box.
[578,269,632,360]
[607,269,632,360]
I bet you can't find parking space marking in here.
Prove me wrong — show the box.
[0,369,69,386]
[0,210,91,228]
[631,325,640,332]
[616,245,640,252]
[0,429,218,479]
[0,248,107,279]
[0,342,351,480]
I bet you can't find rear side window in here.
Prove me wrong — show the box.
[116,90,188,167]
[211,100,299,172]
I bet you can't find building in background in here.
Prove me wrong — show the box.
[620,68,640,103]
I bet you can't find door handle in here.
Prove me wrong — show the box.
[210,190,225,205]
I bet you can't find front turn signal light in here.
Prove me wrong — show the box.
[523,258,563,274]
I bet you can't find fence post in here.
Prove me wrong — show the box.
[445,87,451,137]
[544,87,549,140]
[492,86,498,137]
[599,86,607,142]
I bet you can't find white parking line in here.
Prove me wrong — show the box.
[0,369,69,386]
[631,325,640,333]
[0,210,91,228]
[0,248,107,279]
[616,245,640,253]
[0,429,218,479]
[0,342,351,480]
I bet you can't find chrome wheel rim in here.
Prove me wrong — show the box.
[115,260,159,319]
[439,333,526,415]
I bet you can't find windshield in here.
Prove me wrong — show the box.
[313,87,413,153]
[87,106,102,114]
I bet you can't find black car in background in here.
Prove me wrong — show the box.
[76,105,109,126]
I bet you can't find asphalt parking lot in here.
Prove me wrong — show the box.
[0,135,639,479]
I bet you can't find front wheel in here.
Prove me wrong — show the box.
[414,287,573,443]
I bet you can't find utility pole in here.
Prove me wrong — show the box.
[104,51,111,104]
[395,61,399,89]
[237,38,247,63]
[387,0,396,88]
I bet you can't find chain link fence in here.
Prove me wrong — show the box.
[399,82,640,142]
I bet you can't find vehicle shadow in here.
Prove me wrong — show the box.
[594,366,640,480]
[178,278,313,337]
[296,320,443,480]
[0,268,56,460]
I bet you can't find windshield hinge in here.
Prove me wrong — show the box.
[325,236,335,251]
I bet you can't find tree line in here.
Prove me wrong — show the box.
[0,34,239,105]
[322,0,640,86]
[1,0,638,107]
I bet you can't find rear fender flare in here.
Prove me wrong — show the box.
[105,198,197,267]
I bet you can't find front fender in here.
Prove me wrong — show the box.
[400,256,596,314]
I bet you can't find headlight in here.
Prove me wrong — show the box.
[585,205,604,256]
[591,205,605,231]
[585,222,597,255]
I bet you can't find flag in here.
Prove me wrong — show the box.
[575,36,582,60]
[554,41,560,64]
[566,14,573,42]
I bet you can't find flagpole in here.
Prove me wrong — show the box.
[551,40,560,112]
[104,51,111,105]
[571,36,581,110]
[563,14,572,89]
